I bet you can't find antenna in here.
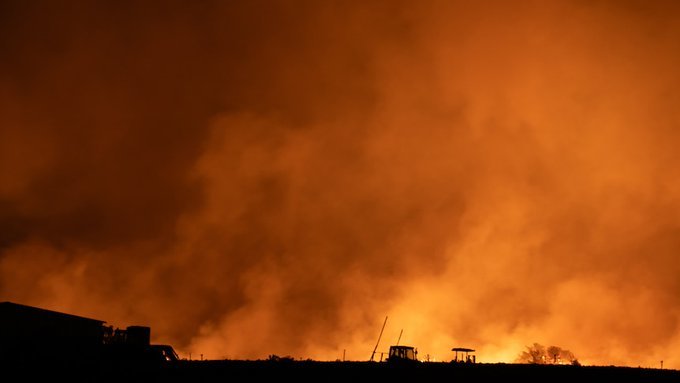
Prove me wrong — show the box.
[370,316,388,361]
[396,329,403,346]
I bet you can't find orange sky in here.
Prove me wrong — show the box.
[2,0,680,367]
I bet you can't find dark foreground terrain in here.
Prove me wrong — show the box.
[4,360,679,383]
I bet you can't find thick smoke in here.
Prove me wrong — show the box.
[2,0,680,367]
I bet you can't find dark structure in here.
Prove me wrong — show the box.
[0,301,106,363]
[451,347,476,363]
[0,301,177,365]
[387,345,419,363]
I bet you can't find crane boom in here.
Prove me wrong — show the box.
[370,316,388,361]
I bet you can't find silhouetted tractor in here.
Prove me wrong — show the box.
[386,345,419,363]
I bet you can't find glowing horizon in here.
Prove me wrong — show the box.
[2,0,680,369]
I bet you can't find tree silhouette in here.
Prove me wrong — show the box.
[517,343,546,364]
[547,346,560,364]
[516,343,577,365]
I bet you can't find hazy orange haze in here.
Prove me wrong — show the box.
[2,0,680,367]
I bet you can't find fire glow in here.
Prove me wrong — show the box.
[1,0,680,369]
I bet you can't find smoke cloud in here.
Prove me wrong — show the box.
[2,0,680,367]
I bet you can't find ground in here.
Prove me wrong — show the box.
[8,360,680,383]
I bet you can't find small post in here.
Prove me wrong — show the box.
[201,354,203,361]
[661,360,663,369]
[343,349,346,362]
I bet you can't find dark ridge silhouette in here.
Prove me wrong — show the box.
[4,360,680,383]
[1,302,678,382]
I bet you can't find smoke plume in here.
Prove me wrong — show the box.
[2,0,680,367]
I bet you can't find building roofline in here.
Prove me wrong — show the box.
[0,301,106,324]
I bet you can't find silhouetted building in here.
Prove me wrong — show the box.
[0,301,178,365]
[0,301,106,363]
